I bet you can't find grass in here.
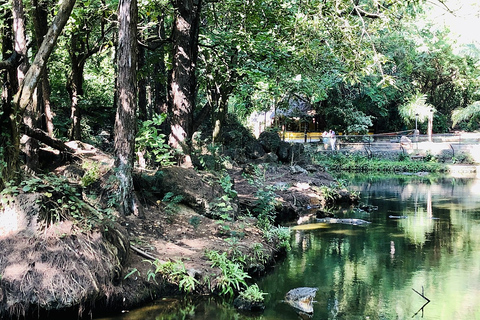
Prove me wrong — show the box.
[312,152,447,173]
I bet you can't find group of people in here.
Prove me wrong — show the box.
[322,130,336,150]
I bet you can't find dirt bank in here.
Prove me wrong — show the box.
[0,142,346,319]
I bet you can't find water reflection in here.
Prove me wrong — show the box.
[258,176,480,320]
[96,176,480,320]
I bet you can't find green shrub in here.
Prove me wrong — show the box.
[81,160,100,187]
[239,284,267,303]
[206,250,250,297]
[136,114,174,167]
[264,226,291,251]
[0,174,113,231]
[146,259,199,293]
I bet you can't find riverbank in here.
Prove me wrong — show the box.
[2,135,475,319]
[0,140,348,319]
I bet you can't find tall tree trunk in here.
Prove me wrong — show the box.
[15,0,76,113]
[154,14,168,116]
[114,0,138,216]
[138,44,147,121]
[67,32,85,141]
[0,7,20,187]
[168,0,202,167]
[14,0,40,172]
[32,0,55,137]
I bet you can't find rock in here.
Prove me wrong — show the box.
[258,131,281,153]
[233,295,265,312]
[259,152,279,163]
[290,165,308,174]
[277,141,291,162]
[245,140,266,159]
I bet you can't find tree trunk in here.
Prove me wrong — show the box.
[0,0,76,188]
[138,44,147,121]
[67,32,85,141]
[114,0,138,216]
[14,0,41,173]
[15,0,76,112]
[32,0,55,137]
[0,8,20,187]
[168,0,202,167]
[154,14,168,116]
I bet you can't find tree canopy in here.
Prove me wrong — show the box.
[1,0,480,188]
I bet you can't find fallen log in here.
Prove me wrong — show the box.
[22,124,76,154]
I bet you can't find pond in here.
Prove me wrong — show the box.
[97,175,480,320]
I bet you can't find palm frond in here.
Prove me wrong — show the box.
[398,93,435,124]
[452,101,480,127]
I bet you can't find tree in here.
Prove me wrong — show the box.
[66,1,114,140]
[31,0,55,138]
[168,0,202,167]
[114,0,138,216]
[0,0,76,188]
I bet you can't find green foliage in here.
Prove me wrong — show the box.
[452,101,480,128]
[399,93,435,125]
[195,143,224,171]
[162,192,184,220]
[146,259,199,293]
[218,172,237,199]
[210,172,237,222]
[251,242,268,265]
[205,250,250,297]
[313,152,446,173]
[81,161,100,187]
[264,226,291,251]
[0,174,113,231]
[239,284,267,303]
[211,194,235,222]
[319,185,337,203]
[452,153,474,164]
[124,268,140,280]
[225,237,246,263]
[136,114,174,167]
[253,186,278,230]
[189,216,201,229]
[244,165,280,230]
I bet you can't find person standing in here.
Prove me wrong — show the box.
[329,130,336,150]
[322,131,329,150]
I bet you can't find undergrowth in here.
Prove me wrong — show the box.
[0,173,114,231]
[313,152,447,173]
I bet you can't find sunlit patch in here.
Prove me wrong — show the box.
[292,223,330,231]
[326,229,361,236]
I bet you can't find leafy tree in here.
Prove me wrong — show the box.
[66,0,115,140]
[0,0,76,188]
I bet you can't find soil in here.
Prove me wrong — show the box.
[0,141,343,318]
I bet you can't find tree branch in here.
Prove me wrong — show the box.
[0,52,21,70]
[137,37,171,51]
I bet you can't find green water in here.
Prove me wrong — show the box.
[98,176,480,320]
